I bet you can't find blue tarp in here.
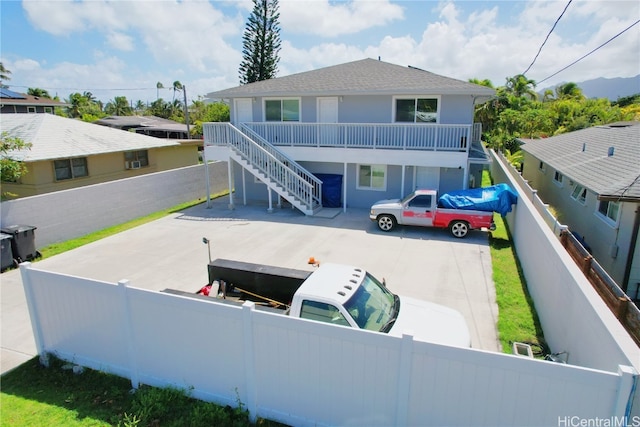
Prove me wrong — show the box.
[438,184,518,217]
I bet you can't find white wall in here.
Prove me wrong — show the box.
[20,263,637,426]
[1,163,229,248]
[490,151,640,417]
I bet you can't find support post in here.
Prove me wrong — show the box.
[118,279,139,389]
[19,262,48,367]
[613,365,637,417]
[242,301,257,422]
[228,159,235,210]
[395,332,414,426]
[204,148,211,209]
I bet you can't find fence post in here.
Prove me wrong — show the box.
[118,279,139,389]
[395,332,414,426]
[242,301,257,422]
[613,365,637,417]
[19,262,49,367]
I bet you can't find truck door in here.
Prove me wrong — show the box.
[402,194,435,227]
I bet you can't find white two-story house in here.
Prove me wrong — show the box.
[203,58,495,214]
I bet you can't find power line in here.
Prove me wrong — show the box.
[522,0,572,76]
[8,85,163,92]
[536,19,640,85]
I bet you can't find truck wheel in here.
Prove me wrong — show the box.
[377,215,396,232]
[450,221,469,238]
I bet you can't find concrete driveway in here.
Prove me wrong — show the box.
[1,195,500,374]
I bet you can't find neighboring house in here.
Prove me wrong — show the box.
[0,88,68,114]
[0,114,200,198]
[203,58,495,214]
[95,115,191,139]
[519,122,640,299]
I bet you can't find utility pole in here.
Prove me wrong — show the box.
[182,86,190,137]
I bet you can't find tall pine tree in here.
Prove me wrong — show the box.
[239,0,282,85]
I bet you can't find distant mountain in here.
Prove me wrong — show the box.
[540,75,640,101]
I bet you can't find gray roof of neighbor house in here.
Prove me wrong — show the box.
[0,88,69,107]
[519,122,640,201]
[95,115,187,131]
[205,58,496,99]
[1,113,181,162]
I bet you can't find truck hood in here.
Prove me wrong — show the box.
[389,296,471,348]
[371,199,402,210]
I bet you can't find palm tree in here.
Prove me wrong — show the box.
[27,88,52,99]
[104,96,132,116]
[172,81,183,102]
[555,82,584,100]
[0,62,11,87]
[156,82,164,100]
[505,74,538,100]
[468,78,494,88]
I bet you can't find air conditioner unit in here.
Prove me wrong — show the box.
[131,161,141,169]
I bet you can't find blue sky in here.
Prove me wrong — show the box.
[1,0,639,104]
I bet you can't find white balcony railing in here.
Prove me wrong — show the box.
[207,122,476,152]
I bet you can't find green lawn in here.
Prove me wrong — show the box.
[1,181,545,425]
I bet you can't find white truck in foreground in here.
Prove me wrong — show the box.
[166,259,471,348]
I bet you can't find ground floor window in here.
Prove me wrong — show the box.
[125,150,149,169]
[357,164,386,190]
[54,157,88,181]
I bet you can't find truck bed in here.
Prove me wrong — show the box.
[161,288,286,314]
[208,259,312,306]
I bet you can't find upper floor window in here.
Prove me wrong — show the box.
[571,185,587,204]
[124,150,149,169]
[265,98,300,122]
[395,98,439,123]
[597,200,620,225]
[357,164,387,191]
[553,171,563,186]
[54,157,88,181]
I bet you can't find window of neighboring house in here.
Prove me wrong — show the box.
[27,106,36,113]
[54,158,88,181]
[538,161,546,172]
[44,107,53,114]
[124,150,149,168]
[597,200,620,225]
[571,185,587,204]
[357,164,387,191]
[553,171,563,186]
[265,98,300,122]
[394,98,439,123]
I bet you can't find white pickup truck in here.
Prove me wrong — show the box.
[168,259,471,348]
[370,189,496,238]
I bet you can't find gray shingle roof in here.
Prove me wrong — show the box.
[206,58,496,99]
[520,123,640,200]
[1,114,180,162]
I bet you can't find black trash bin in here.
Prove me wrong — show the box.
[0,233,16,272]
[1,225,40,263]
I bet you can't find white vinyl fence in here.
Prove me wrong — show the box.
[1,163,228,248]
[20,263,636,427]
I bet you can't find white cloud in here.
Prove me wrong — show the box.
[280,0,405,36]
[106,32,135,51]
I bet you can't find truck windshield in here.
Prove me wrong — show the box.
[343,272,397,332]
